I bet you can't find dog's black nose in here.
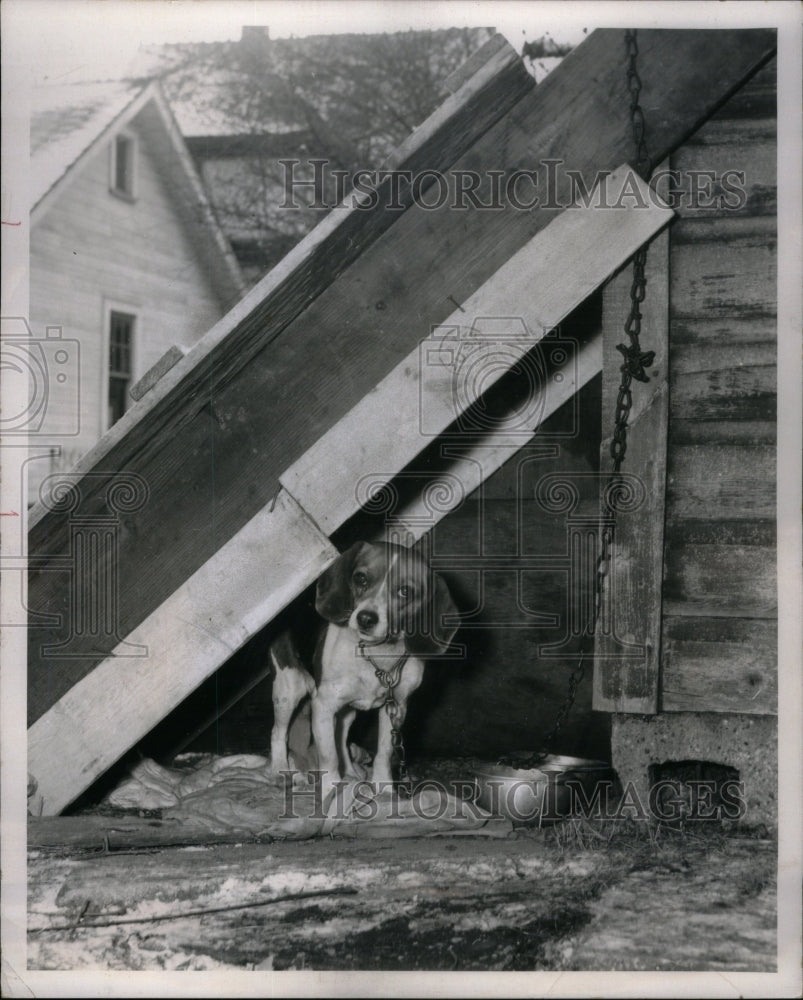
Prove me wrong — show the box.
[357,610,379,632]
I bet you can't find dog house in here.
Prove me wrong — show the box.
[25,29,777,834]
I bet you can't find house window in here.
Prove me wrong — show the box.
[111,133,137,198]
[108,311,135,427]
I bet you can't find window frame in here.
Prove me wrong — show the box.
[102,303,139,432]
[109,130,138,200]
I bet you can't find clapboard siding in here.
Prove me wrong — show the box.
[661,615,777,714]
[30,110,229,471]
[670,343,776,423]
[663,543,777,618]
[665,444,775,522]
[661,57,777,715]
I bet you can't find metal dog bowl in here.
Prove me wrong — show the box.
[474,755,614,826]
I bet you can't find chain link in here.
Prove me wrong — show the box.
[626,29,651,180]
[359,645,413,794]
[506,31,655,769]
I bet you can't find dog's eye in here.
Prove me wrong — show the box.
[353,572,368,591]
[397,585,413,600]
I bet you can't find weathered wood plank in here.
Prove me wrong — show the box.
[27,29,776,722]
[28,489,337,815]
[282,167,672,535]
[669,222,776,340]
[27,814,247,850]
[661,616,777,714]
[25,43,533,721]
[665,444,776,522]
[669,343,776,423]
[390,335,602,537]
[594,229,669,715]
[663,517,775,548]
[705,58,776,120]
[663,543,776,618]
[668,55,776,221]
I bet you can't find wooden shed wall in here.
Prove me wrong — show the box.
[660,60,777,714]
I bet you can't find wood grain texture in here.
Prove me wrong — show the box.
[390,334,602,539]
[665,444,775,523]
[281,165,671,535]
[667,58,775,220]
[27,29,776,723]
[28,489,337,815]
[670,342,776,423]
[593,230,669,715]
[663,543,777,618]
[661,616,777,714]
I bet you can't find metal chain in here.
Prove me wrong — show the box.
[360,646,413,793]
[502,30,655,770]
[626,29,651,180]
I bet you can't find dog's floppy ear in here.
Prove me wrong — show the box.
[405,572,459,657]
[315,541,364,624]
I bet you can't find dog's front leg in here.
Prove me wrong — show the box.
[338,707,360,779]
[311,686,343,797]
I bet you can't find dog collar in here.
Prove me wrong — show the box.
[358,642,408,690]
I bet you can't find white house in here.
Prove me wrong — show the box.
[27,78,245,501]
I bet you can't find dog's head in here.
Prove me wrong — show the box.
[315,541,458,656]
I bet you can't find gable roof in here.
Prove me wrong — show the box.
[31,79,246,305]
[129,26,496,139]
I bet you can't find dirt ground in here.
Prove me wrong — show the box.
[27,819,776,972]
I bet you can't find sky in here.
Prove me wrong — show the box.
[6,0,785,89]
[9,0,592,86]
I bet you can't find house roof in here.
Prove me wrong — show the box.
[31,79,144,209]
[128,26,496,138]
[30,78,246,305]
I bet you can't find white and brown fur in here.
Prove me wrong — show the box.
[269,541,458,786]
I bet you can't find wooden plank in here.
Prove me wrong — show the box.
[282,166,672,535]
[27,815,252,850]
[29,33,531,534]
[593,229,669,715]
[664,517,776,548]
[665,444,776,522]
[668,55,776,222]
[129,344,188,401]
[27,29,776,721]
[27,489,337,815]
[661,616,777,714]
[669,127,776,220]
[663,543,776,618]
[669,222,776,336]
[441,33,512,95]
[706,58,776,120]
[670,343,776,423]
[391,332,603,538]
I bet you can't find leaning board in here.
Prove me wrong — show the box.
[28,170,672,814]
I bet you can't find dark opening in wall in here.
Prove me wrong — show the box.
[648,759,743,825]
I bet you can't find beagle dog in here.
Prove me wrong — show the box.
[269,541,458,787]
